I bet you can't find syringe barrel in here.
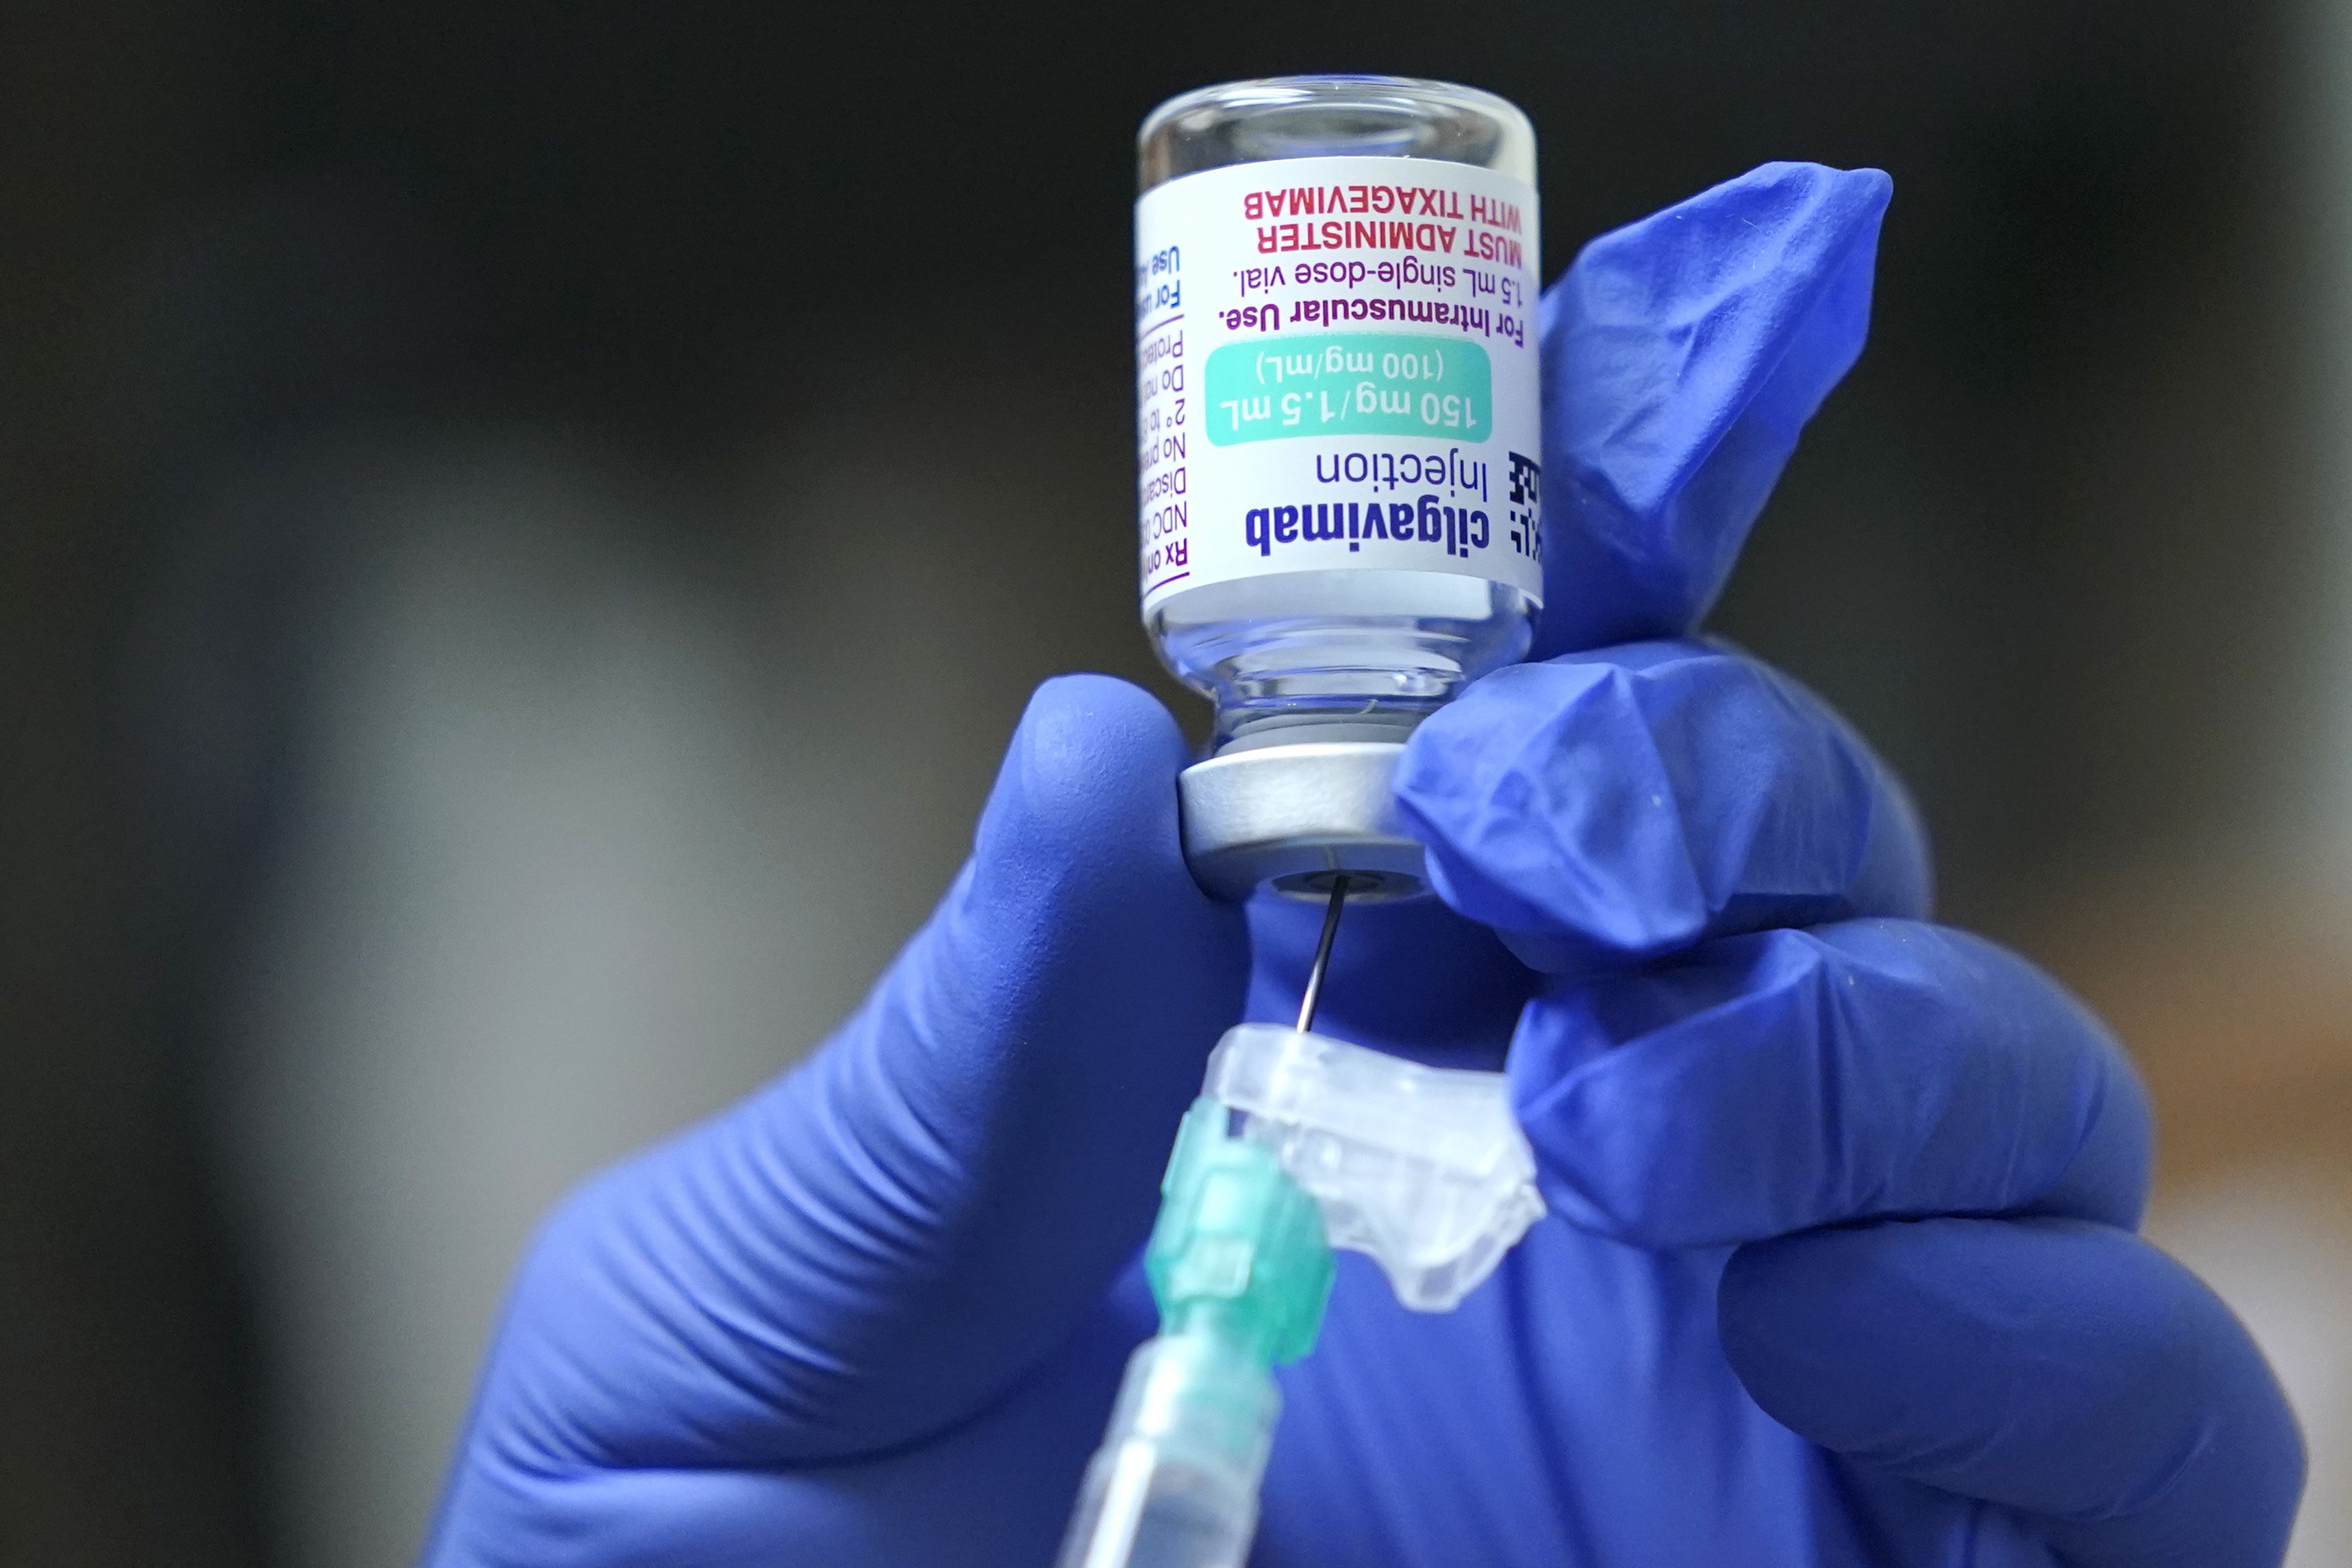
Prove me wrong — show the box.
[1054,1335,1278,1568]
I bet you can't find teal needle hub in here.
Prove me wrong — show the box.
[1146,1097,1336,1366]
[1054,1099,1334,1568]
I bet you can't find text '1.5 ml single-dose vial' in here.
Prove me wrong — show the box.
[1137,77,1542,757]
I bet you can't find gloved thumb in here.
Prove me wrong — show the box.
[1534,161,1891,655]
[474,674,1248,1471]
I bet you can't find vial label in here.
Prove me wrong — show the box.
[1135,156,1543,614]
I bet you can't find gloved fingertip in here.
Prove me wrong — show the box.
[1395,654,1715,968]
[1011,672,1192,794]
[974,674,1198,889]
[1534,161,1894,654]
[1398,644,1925,971]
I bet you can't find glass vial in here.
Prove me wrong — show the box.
[1135,77,1541,751]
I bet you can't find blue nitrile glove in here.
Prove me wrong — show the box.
[425,163,2304,1568]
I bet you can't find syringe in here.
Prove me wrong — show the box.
[1052,883,1351,1568]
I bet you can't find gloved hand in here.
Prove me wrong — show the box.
[424,164,2304,1568]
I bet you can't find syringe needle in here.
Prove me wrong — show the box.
[1295,874,1351,1033]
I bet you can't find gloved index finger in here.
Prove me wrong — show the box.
[1534,162,1892,655]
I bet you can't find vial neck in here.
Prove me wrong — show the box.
[1213,705,1429,754]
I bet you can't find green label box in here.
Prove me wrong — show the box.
[1204,333,1495,446]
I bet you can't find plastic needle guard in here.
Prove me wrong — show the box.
[1205,1024,1545,1311]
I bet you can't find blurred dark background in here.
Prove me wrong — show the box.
[6,1,2349,1563]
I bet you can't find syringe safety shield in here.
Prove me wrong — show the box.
[1206,1024,1545,1311]
[1177,742,1429,902]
